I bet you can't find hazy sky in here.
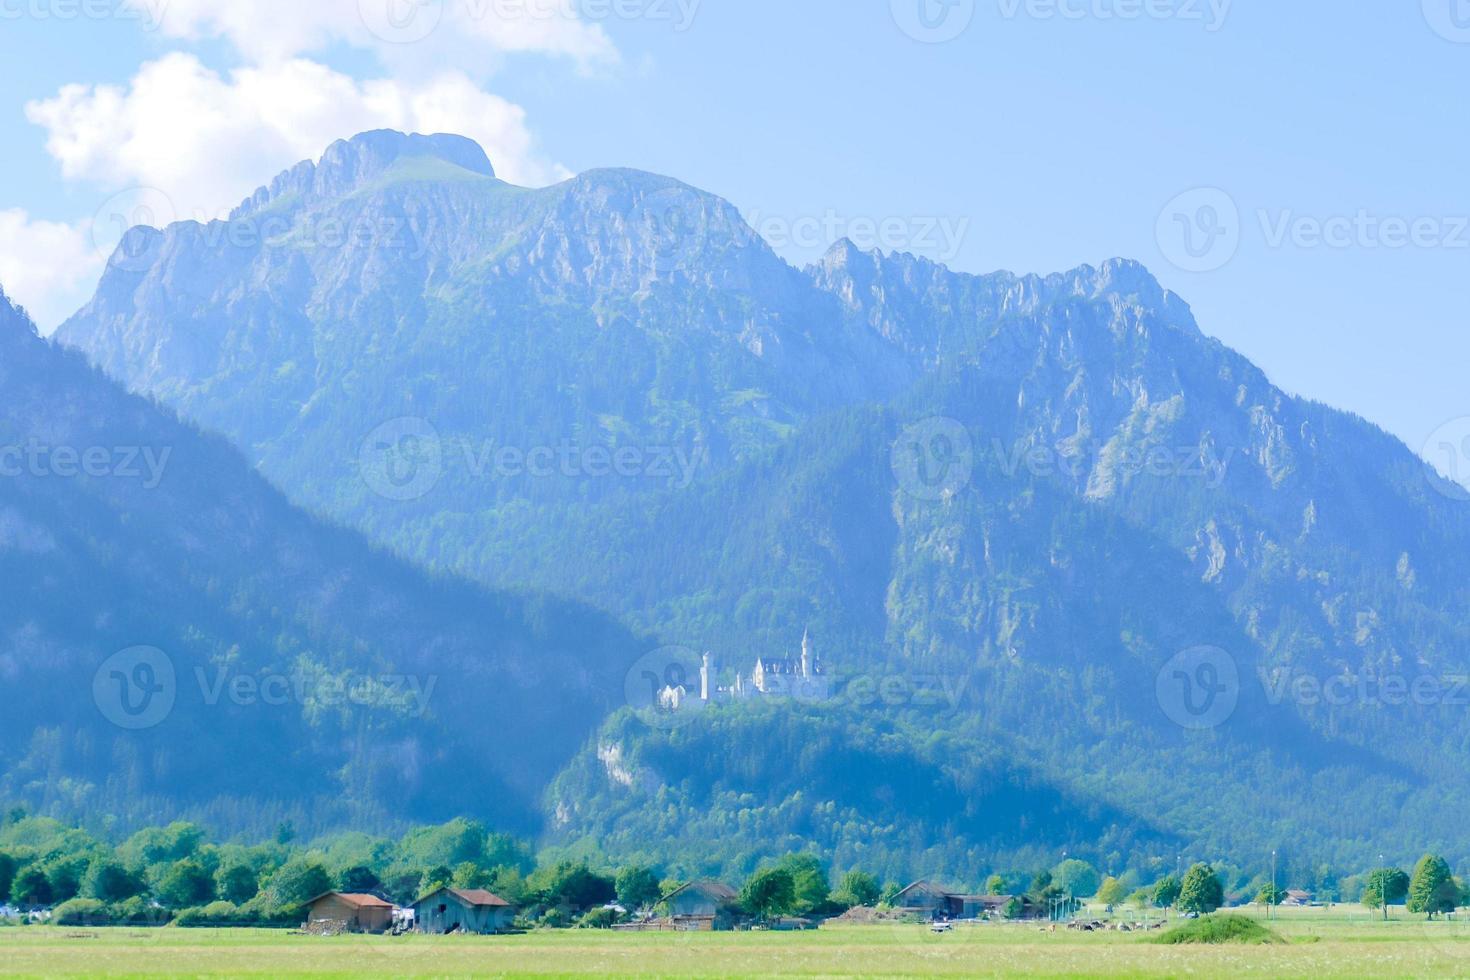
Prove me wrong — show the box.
[1,1,1466,460]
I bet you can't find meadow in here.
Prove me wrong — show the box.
[2,908,1469,978]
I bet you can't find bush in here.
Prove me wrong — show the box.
[577,906,622,929]
[175,897,297,928]
[1153,914,1283,945]
[539,907,573,929]
[109,896,171,926]
[48,896,172,929]
[52,898,109,926]
[174,901,239,927]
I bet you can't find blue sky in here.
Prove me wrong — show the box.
[1,1,1466,461]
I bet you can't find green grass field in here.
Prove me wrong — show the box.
[2,909,1468,978]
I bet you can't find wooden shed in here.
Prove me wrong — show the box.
[412,887,516,934]
[664,880,739,930]
[891,880,949,917]
[303,892,394,934]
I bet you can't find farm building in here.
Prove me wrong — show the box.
[664,881,739,930]
[892,881,1041,920]
[303,892,394,934]
[412,887,516,934]
[891,881,952,917]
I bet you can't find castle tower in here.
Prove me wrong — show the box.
[700,652,711,701]
[800,628,813,679]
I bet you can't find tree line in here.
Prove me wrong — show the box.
[0,810,1465,929]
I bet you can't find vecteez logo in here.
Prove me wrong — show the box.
[625,645,707,730]
[891,417,975,501]
[1156,188,1241,273]
[891,0,976,43]
[358,0,444,44]
[1423,0,1470,43]
[1155,645,1240,730]
[359,416,445,502]
[1421,417,1470,502]
[93,646,177,730]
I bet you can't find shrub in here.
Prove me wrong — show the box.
[175,901,239,927]
[52,898,108,926]
[1153,914,1283,945]
[109,896,171,926]
[539,907,573,929]
[577,906,622,929]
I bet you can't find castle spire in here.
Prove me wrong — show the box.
[800,628,813,679]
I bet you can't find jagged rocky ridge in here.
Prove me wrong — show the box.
[50,131,1470,875]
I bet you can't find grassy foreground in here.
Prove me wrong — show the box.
[2,910,1470,978]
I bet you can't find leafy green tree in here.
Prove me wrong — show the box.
[833,870,881,909]
[1097,876,1128,908]
[1408,854,1458,919]
[337,865,380,894]
[1052,859,1101,898]
[122,823,205,866]
[12,867,52,906]
[1028,870,1053,897]
[1152,874,1182,909]
[1255,883,1282,906]
[1002,896,1024,919]
[81,856,143,902]
[984,874,1009,895]
[1361,868,1409,910]
[740,867,797,921]
[1177,864,1224,915]
[487,867,529,906]
[381,871,425,906]
[395,819,530,875]
[0,853,16,902]
[418,865,454,896]
[42,855,88,903]
[155,859,215,909]
[215,863,260,904]
[615,865,663,911]
[262,859,330,911]
[776,853,830,914]
[451,862,489,889]
[528,862,615,911]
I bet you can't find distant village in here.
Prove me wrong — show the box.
[298,876,1330,936]
[303,879,1075,936]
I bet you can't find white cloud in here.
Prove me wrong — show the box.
[7,0,605,328]
[15,54,572,328]
[128,0,618,71]
[25,53,570,225]
[0,210,103,332]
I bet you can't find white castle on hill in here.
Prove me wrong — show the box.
[658,630,830,710]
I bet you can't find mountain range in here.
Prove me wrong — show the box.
[0,282,641,840]
[21,128,1470,881]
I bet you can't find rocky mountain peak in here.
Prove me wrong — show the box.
[0,282,38,342]
[231,129,497,220]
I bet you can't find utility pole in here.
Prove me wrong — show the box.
[1380,853,1388,923]
[1269,850,1276,922]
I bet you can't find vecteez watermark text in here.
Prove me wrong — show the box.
[0,442,171,489]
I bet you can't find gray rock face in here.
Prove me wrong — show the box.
[231,129,496,220]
